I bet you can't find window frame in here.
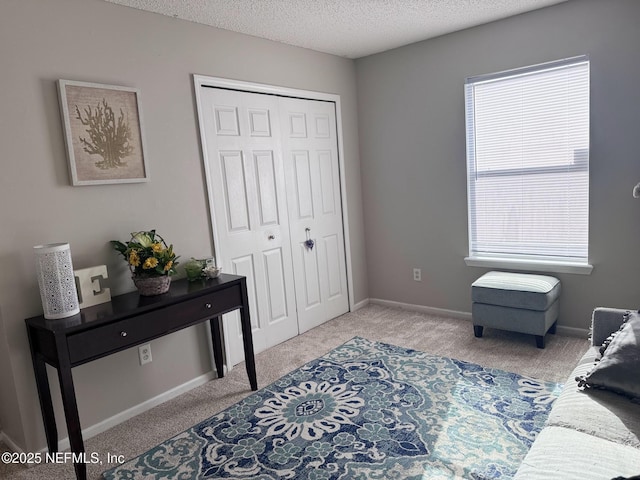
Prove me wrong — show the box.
[464,56,593,275]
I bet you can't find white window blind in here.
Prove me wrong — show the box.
[465,56,590,265]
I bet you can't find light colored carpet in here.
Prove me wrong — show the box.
[0,304,589,479]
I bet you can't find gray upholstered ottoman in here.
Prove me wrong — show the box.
[471,271,561,348]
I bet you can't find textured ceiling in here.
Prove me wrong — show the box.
[103,0,568,59]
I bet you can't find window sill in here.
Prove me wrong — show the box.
[464,256,593,275]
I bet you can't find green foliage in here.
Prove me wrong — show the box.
[111,230,179,277]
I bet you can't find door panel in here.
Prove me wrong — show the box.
[254,152,280,227]
[279,98,349,333]
[248,109,272,137]
[262,247,289,323]
[230,255,259,331]
[314,115,331,138]
[214,105,240,136]
[300,243,321,309]
[288,113,307,138]
[220,151,250,232]
[293,151,314,219]
[323,234,343,299]
[318,151,336,214]
[200,88,298,367]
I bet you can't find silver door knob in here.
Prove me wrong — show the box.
[205,303,212,309]
[120,331,127,337]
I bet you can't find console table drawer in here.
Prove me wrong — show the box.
[67,286,241,364]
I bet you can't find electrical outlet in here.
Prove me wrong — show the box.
[413,268,422,282]
[138,343,152,365]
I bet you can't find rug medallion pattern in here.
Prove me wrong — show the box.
[103,337,561,479]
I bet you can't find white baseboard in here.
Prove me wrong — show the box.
[352,298,370,311]
[369,298,472,321]
[556,325,589,339]
[369,298,589,338]
[49,371,216,453]
[1,430,24,454]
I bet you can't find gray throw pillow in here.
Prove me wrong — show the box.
[577,311,640,400]
[597,310,633,359]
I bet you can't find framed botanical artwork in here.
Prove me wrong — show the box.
[57,80,149,186]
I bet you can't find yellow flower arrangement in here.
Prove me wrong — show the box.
[111,230,179,278]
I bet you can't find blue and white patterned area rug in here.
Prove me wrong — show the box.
[103,337,561,480]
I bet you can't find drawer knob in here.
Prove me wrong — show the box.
[205,303,212,309]
[120,331,127,337]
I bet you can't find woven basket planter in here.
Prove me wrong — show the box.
[133,275,171,296]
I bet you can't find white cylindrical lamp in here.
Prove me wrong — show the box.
[34,243,80,319]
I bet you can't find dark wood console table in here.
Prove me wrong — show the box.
[25,274,257,480]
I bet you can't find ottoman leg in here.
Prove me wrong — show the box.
[535,335,545,349]
[473,325,484,338]
[549,321,557,334]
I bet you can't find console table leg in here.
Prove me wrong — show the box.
[56,356,86,480]
[210,317,225,379]
[241,317,257,391]
[239,279,258,391]
[27,327,59,453]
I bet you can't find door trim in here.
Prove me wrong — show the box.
[193,75,355,363]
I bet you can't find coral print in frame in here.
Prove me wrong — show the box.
[58,80,149,185]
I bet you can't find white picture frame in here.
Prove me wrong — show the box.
[57,79,149,186]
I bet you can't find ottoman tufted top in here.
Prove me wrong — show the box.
[472,271,561,311]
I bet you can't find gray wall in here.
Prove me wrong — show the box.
[356,0,640,329]
[0,0,367,452]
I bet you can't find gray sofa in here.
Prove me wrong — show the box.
[514,307,640,479]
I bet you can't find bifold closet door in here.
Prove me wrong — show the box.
[278,97,349,334]
[199,86,349,367]
[199,87,299,367]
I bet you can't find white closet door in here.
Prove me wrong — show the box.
[279,97,349,333]
[199,87,298,367]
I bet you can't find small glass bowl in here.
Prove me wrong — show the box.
[203,265,222,279]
